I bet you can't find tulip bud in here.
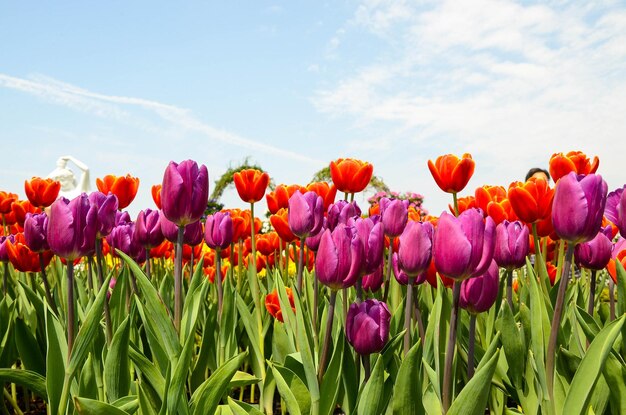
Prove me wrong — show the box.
[288,191,324,239]
[493,220,529,270]
[574,226,613,270]
[459,260,499,314]
[315,224,363,290]
[134,209,165,249]
[24,212,49,253]
[346,299,391,355]
[161,160,209,226]
[205,211,233,250]
[48,194,97,260]
[380,198,409,237]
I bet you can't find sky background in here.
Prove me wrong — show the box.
[1,0,626,218]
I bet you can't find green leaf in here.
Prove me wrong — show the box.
[74,396,130,415]
[292,286,320,407]
[129,344,165,399]
[357,355,386,415]
[0,368,47,399]
[228,371,261,389]
[526,259,549,398]
[45,307,67,415]
[271,363,310,415]
[105,315,131,402]
[562,315,625,414]
[166,310,198,415]
[319,330,345,415]
[500,304,524,388]
[392,340,423,415]
[448,349,501,415]
[227,397,264,415]
[14,317,45,375]
[603,353,626,414]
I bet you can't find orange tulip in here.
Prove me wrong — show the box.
[266,184,306,215]
[256,232,280,256]
[24,177,61,208]
[6,233,53,273]
[205,264,229,283]
[485,199,517,224]
[12,200,41,227]
[96,174,140,210]
[424,259,454,289]
[549,151,599,182]
[507,178,554,224]
[427,153,475,194]
[233,169,270,203]
[0,191,18,215]
[475,185,506,212]
[449,195,476,215]
[151,184,162,209]
[265,287,296,322]
[306,181,337,210]
[329,158,373,194]
[270,208,297,243]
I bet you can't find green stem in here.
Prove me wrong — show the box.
[403,277,414,356]
[95,239,113,345]
[145,248,151,280]
[318,289,337,383]
[2,388,23,415]
[67,261,75,358]
[3,261,8,296]
[452,192,459,216]
[382,237,394,303]
[506,269,513,310]
[443,281,462,413]
[39,252,58,315]
[467,313,477,380]
[216,250,224,324]
[296,237,305,294]
[609,278,616,321]
[174,225,184,333]
[362,354,371,382]
[587,269,596,317]
[87,255,94,296]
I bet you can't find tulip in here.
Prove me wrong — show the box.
[96,174,140,210]
[494,220,529,308]
[265,287,296,322]
[205,211,233,250]
[605,186,626,238]
[306,181,337,210]
[88,192,119,239]
[256,232,279,256]
[24,212,49,253]
[12,200,40,227]
[6,233,51,273]
[48,195,96,261]
[107,222,145,264]
[451,195,477,215]
[305,218,326,252]
[0,191,18,215]
[549,151,599,182]
[379,198,409,237]
[346,299,391,355]
[350,216,384,275]
[25,177,61,208]
[362,264,383,293]
[151,184,162,209]
[428,153,475,195]
[270,208,297,243]
[134,209,165,249]
[329,158,373,195]
[475,185,507,212]
[233,169,270,204]
[1,235,14,295]
[508,178,554,224]
[288,191,324,239]
[266,184,306,215]
[160,216,203,246]
[575,226,613,317]
[161,160,209,226]
[327,200,361,231]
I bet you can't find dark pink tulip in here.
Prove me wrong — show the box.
[161,215,204,246]
[315,224,364,290]
[134,209,165,249]
[349,216,384,275]
[115,210,131,226]
[380,197,409,237]
[161,160,209,226]
[204,211,233,250]
[305,218,326,252]
[395,220,433,277]
[460,260,499,314]
[346,299,391,355]
[48,194,97,260]
[362,263,384,292]
[327,200,361,231]
[605,186,626,238]
[288,191,324,238]
[575,226,613,270]
[392,254,427,285]
[24,212,49,253]
[88,192,119,238]
[493,220,529,270]
[433,209,495,280]
[107,222,145,262]
[552,172,607,244]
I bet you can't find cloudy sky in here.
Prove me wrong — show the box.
[1,0,625,217]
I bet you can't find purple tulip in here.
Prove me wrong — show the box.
[346,299,391,355]
[305,218,326,252]
[493,220,529,270]
[288,191,324,239]
[605,186,626,238]
[460,260,499,314]
[362,263,384,292]
[434,209,495,280]
[349,216,384,275]
[395,220,433,277]
[0,235,15,262]
[380,197,409,237]
[107,222,145,262]
[134,209,165,249]
[161,215,204,246]
[48,194,97,260]
[392,254,427,285]
[315,224,364,290]
[161,160,209,226]
[327,200,361,231]
[88,192,119,238]
[24,212,49,253]
[575,226,613,270]
[552,172,607,244]
[204,211,233,250]
[115,210,131,226]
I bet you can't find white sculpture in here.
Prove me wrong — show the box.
[47,156,91,200]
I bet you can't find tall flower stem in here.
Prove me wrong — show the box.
[249,202,266,410]
[587,270,596,317]
[403,277,414,356]
[145,248,151,280]
[452,192,459,216]
[546,243,575,401]
[95,239,113,345]
[87,256,94,296]
[250,202,258,273]
[362,354,371,382]
[318,289,337,383]
[467,313,477,380]
[382,237,395,302]
[174,225,184,333]
[414,293,426,347]
[38,253,57,315]
[3,261,8,296]
[66,261,75,357]
[506,269,514,310]
[532,223,549,296]
[215,249,224,323]
[609,279,616,321]
[443,280,462,413]
[296,237,305,294]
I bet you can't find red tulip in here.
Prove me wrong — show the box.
[96,174,140,210]
[428,153,475,194]
[329,158,373,194]
[233,169,270,203]
[24,177,61,208]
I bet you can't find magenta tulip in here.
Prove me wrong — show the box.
[349,216,384,275]
[288,191,324,238]
[161,160,209,226]
[460,260,499,314]
[380,197,409,237]
[605,186,626,238]
[134,209,165,249]
[362,263,384,292]
[315,224,364,290]
[24,212,49,253]
[396,220,433,277]
[161,215,203,246]
[327,200,361,230]
[575,226,613,270]
[346,299,391,355]
[48,194,97,260]
[88,192,119,238]
[493,220,529,270]
[204,211,233,250]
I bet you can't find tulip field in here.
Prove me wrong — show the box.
[2,152,626,415]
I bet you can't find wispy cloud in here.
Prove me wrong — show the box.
[0,73,322,164]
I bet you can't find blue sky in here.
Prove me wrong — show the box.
[2,0,626,217]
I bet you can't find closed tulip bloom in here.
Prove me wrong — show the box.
[607,238,626,283]
[315,224,364,290]
[25,177,61,208]
[48,194,97,260]
[362,263,384,292]
[475,185,507,212]
[96,174,140,210]
[270,208,297,243]
[107,223,145,262]
[549,151,599,182]
[265,287,296,322]
[552,172,607,244]
[575,226,613,270]
[434,209,495,280]
[380,198,409,237]
[161,160,209,226]
[349,216,384,275]
[395,220,434,277]
[459,260,499,314]
[0,191,18,214]
[346,299,391,355]
[88,192,119,238]
[493,220,529,270]
[134,209,165,248]
[160,216,204,245]
[327,200,361,230]
[330,158,373,194]
[392,254,427,285]
[306,182,337,210]
[233,169,270,203]
[24,212,49,253]
[151,184,162,209]
[256,232,280,256]
[12,200,40,227]
[266,184,307,215]
[288,191,324,239]
[508,178,554,224]
[605,186,626,238]
[428,153,475,194]
[205,211,233,250]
